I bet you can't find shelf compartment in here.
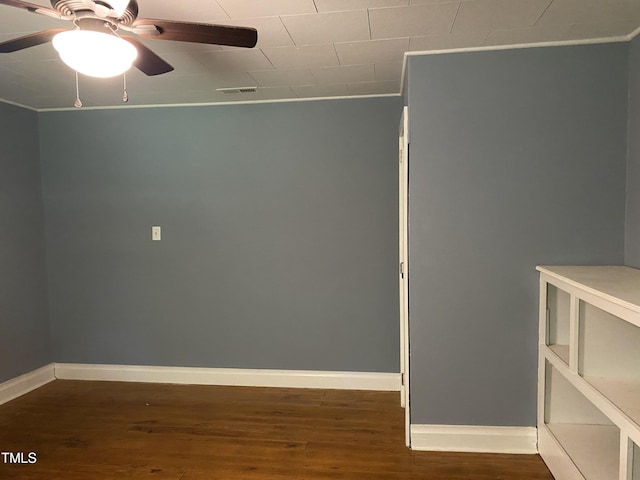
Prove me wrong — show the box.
[546,424,620,480]
[545,361,620,480]
[583,377,640,427]
[548,344,570,364]
[578,301,640,426]
[632,441,640,480]
[547,283,571,365]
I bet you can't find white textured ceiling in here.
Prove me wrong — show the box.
[0,0,639,110]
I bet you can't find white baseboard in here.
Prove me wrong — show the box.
[411,424,538,454]
[54,363,401,391]
[0,364,55,406]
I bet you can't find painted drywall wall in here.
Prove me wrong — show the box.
[38,97,402,372]
[0,102,51,382]
[407,43,628,426]
[626,35,640,266]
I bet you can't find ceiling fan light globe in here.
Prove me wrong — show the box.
[52,30,137,78]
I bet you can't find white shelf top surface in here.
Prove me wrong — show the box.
[537,266,640,315]
[547,423,620,480]
[584,376,640,429]
[548,344,570,366]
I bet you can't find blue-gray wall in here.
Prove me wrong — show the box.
[5,37,638,436]
[0,102,51,382]
[407,43,628,426]
[626,35,640,266]
[38,97,402,372]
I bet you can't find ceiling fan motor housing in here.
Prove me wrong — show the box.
[73,17,117,33]
[51,0,139,24]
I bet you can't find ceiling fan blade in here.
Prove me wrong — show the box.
[122,36,174,76]
[0,28,66,53]
[132,19,257,48]
[0,0,63,19]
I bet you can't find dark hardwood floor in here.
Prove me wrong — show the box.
[0,380,553,479]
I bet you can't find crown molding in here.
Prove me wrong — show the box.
[400,35,633,99]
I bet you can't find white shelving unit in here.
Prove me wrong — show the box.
[537,266,640,480]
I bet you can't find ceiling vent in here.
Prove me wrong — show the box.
[216,87,258,95]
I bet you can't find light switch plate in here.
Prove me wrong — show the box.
[152,226,161,241]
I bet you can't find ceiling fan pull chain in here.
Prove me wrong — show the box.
[122,71,129,103]
[74,71,83,108]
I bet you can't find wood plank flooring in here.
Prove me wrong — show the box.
[0,380,553,479]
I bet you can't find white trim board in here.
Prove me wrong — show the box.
[0,364,55,406]
[0,97,37,111]
[411,425,537,454]
[399,35,634,100]
[36,93,400,113]
[54,363,401,391]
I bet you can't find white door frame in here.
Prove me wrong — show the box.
[398,106,410,447]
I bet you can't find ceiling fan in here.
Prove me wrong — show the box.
[0,0,258,77]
